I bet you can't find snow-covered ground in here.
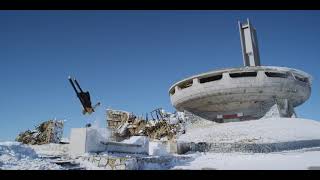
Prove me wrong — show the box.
[2,117,320,170]
[0,142,62,170]
[179,118,320,144]
[172,148,320,170]
[30,143,69,157]
[2,140,320,170]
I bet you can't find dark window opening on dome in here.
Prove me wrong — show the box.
[199,74,223,84]
[265,72,288,78]
[170,88,175,95]
[229,72,257,78]
[294,75,309,83]
[178,80,193,89]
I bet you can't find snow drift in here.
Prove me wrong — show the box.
[0,142,62,170]
[178,118,320,153]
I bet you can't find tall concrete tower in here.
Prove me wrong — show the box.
[238,19,261,66]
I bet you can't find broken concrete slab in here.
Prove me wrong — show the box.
[102,136,149,155]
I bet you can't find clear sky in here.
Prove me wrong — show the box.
[0,10,319,141]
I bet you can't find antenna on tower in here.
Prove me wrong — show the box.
[238,18,261,67]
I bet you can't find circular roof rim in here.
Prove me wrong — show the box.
[168,66,312,93]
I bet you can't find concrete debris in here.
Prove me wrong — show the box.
[144,120,180,140]
[16,120,64,145]
[103,136,149,155]
[106,109,186,141]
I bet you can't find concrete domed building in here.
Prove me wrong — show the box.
[169,19,312,123]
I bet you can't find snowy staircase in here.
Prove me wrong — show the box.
[50,159,82,170]
[40,155,85,170]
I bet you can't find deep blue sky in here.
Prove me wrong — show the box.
[0,10,319,141]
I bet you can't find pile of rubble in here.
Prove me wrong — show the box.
[16,120,64,145]
[106,109,186,141]
[144,120,182,140]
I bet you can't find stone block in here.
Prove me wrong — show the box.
[94,159,100,167]
[94,156,101,161]
[98,158,107,167]
[115,165,126,170]
[89,156,94,162]
[69,128,108,156]
[115,159,120,165]
[105,136,149,154]
[69,128,87,156]
[105,165,112,170]
[125,159,138,170]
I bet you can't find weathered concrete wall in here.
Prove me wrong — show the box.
[78,154,192,170]
[106,109,131,142]
[104,136,149,155]
[135,155,191,170]
[79,155,138,170]
[70,129,150,156]
[69,128,107,156]
[106,109,130,129]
